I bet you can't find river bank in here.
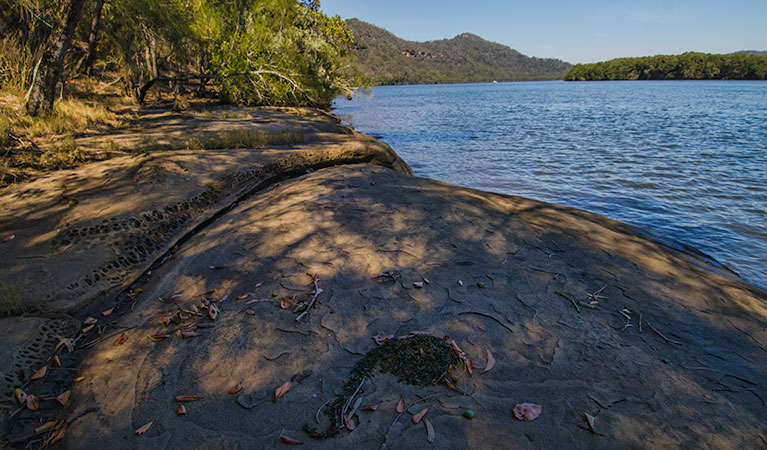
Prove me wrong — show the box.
[1,105,765,448]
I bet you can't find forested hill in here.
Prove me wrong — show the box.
[346,19,572,85]
[565,52,767,81]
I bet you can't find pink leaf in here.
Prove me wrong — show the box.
[513,403,542,421]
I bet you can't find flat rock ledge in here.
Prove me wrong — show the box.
[1,108,765,449]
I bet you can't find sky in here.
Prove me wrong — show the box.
[319,0,767,64]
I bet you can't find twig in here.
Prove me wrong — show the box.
[315,397,336,424]
[646,321,682,346]
[78,326,137,350]
[341,378,365,424]
[457,311,514,334]
[556,291,580,313]
[296,274,322,321]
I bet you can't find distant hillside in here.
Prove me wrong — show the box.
[565,52,767,81]
[734,50,767,56]
[346,19,572,85]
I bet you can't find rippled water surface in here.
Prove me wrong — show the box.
[333,81,767,289]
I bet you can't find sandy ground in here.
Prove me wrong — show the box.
[1,107,766,449]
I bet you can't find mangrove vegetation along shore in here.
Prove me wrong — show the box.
[565,52,767,81]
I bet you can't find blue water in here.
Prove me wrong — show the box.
[333,81,767,289]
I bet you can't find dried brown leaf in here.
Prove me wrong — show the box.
[82,324,95,334]
[344,414,356,430]
[13,388,26,404]
[424,417,435,443]
[135,420,154,435]
[446,380,460,392]
[245,309,256,315]
[25,394,38,411]
[161,316,172,326]
[35,421,57,434]
[176,404,186,415]
[274,381,292,401]
[31,365,47,380]
[2,234,14,242]
[101,307,115,316]
[412,407,428,424]
[279,433,303,445]
[396,395,406,413]
[149,333,170,341]
[229,383,243,395]
[49,427,65,445]
[280,299,292,309]
[175,395,202,402]
[113,333,128,346]
[208,304,219,320]
[466,358,474,376]
[235,295,248,300]
[413,281,424,288]
[83,317,97,325]
[457,280,463,286]
[513,403,542,421]
[362,401,381,411]
[422,277,430,284]
[483,349,496,373]
[56,390,70,406]
[290,370,313,383]
[180,331,200,339]
[52,355,61,367]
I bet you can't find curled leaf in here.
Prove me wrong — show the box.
[396,395,406,413]
[585,413,597,433]
[344,414,356,430]
[362,401,381,411]
[279,433,303,445]
[83,317,98,325]
[25,394,38,411]
[176,404,187,415]
[56,390,71,406]
[229,383,243,395]
[13,388,26,404]
[280,299,292,309]
[513,403,542,421]
[149,333,170,341]
[175,395,201,402]
[161,316,172,326]
[274,381,292,401]
[208,304,219,320]
[31,365,47,380]
[235,295,249,300]
[113,333,128,346]
[483,349,496,373]
[135,420,154,435]
[101,307,115,316]
[465,358,474,376]
[424,417,435,443]
[2,234,14,242]
[49,427,66,445]
[35,421,56,434]
[412,407,428,424]
[52,355,61,367]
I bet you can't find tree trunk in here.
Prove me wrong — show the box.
[84,0,105,76]
[25,0,89,116]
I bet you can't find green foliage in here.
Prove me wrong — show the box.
[346,19,572,85]
[565,52,767,81]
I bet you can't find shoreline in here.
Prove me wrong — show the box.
[1,105,765,448]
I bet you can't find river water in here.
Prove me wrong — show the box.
[332,81,767,290]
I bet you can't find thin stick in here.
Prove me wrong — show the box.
[646,321,682,346]
[296,275,322,321]
[315,397,335,424]
[78,326,137,350]
[341,378,365,423]
[457,311,514,334]
[556,291,580,313]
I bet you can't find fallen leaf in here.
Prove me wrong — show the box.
[513,403,542,421]
[25,394,38,411]
[49,427,65,445]
[55,337,73,353]
[31,365,47,380]
[56,390,71,406]
[176,404,186,415]
[280,299,292,309]
[279,433,303,445]
[208,304,219,320]
[362,401,381,411]
[585,413,597,433]
[113,333,128,346]
[290,370,313,383]
[82,325,95,334]
[133,288,143,295]
[396,395,406,413]
[274,381,292,401]
[229,383,243,395]
[52,355,61,367]
[101,307,115,316]
[175,396,201,402]
[466,358,474,376]
[422,277,430,284]
[457,280,463,286]
[424,417,435,443]
[446,381,460,392]
[174,330,183,338]
[476,282,485,288]
[135,420,154,435]
[13,388,26,404]
[35,421,57,434]
[83,317,97,325]
[235,294,248,300]
[483,349,496,373]
[373,334,393,345]
[413,281,424,288]
[245,309,256,315]
[412,407,428,424]
[2,234,14,242]
[149,333,170,341]
[73,376,85,382]
[344,414,356,430]
[180,331,200,339]
[161,316,172,326]
[450,340,465,357]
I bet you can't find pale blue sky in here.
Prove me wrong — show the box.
[319,0,767,64]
